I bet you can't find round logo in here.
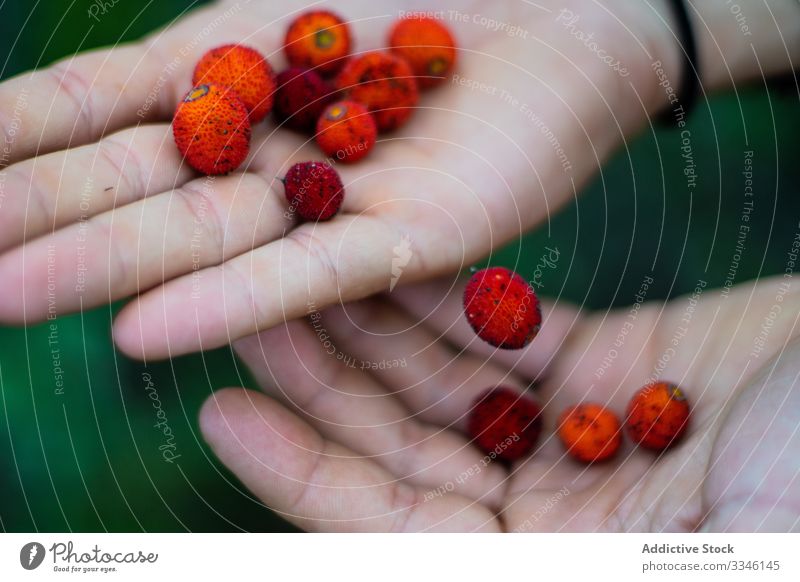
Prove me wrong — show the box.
[20,542,46,570]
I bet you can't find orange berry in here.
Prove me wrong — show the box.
[388,15,457,89]
[172,84,251,175]
[558,403,622,463]
[284,10,351,76]
[335,51,419,132]
[193,44,276,123]
[315,100,376,164]
[626,382,690,451]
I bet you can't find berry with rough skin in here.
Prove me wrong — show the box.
[315,100,377,163]
[283,161,344,221]
[626,382,691,451]
[284,10,351,76]
[558,404,622,463]
[388,15,457,89]
[193,44,276,123]
[463,267,542,350]
[172,84,251,175]
[335,51,419,132]
[273,68,335,132]
[467,387,542,462]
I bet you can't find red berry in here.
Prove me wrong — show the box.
[388,15,457,89]
[626,382,691,451]
[172,84,251,175]
[463,267,542,350]
[284,10,351,76]
[335,51,419,132]
[316,100,377,163]
[557,404,622,463]
[274,68,336,132]
[283,161,344,221]
[467,387,542,462]
[192,44,276,123]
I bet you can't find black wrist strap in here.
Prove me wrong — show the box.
[657,0,700,126]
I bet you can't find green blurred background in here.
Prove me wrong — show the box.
[0,1,798,532]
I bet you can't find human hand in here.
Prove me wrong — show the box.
[199,276,800,532]
[0,0,679,358]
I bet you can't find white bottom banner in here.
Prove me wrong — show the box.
[0,533,796,580]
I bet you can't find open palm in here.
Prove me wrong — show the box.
[0,0,671,359]
[200,276,800,532]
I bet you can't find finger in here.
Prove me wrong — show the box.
[0,3,250,164]
[319,298,528,428]
[234,320,509,508]
[199,387,501,532]
[0,124,191,251]
[393,277,583,380]
[702,336,800,532]
[113,213,416,359]
[0,170,291,323]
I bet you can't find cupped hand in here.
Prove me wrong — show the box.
[199,276,800,532]
[0,0,675,359]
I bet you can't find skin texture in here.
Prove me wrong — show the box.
[626,382,691,451]
[284,10,351,76]
[463,267,542,350]
[335,51,419,132]
[192,44,276,123]
[172,83,251,175]
[388,16,457,89]
[558,403,622,463]
[467,387,543,462]
[200,275,800,532]
[315,100,377,163]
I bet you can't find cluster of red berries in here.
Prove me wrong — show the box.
[171,11,456,221]
[463,267,691,463]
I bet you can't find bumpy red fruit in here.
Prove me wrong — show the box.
[558,404,622,463]
[193,44,276,123]
[283,161,344,221]
[467,387,542,462]
[463,267,541,350]
[335,51,419,132]
[316,100,377,163]
[274,68,335,132]
[284,10,351,76]
[173,84,251,175]
[626,382,690,451]
[388,15,457,89]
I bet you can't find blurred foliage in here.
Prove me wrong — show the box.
[0,0,798,532]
